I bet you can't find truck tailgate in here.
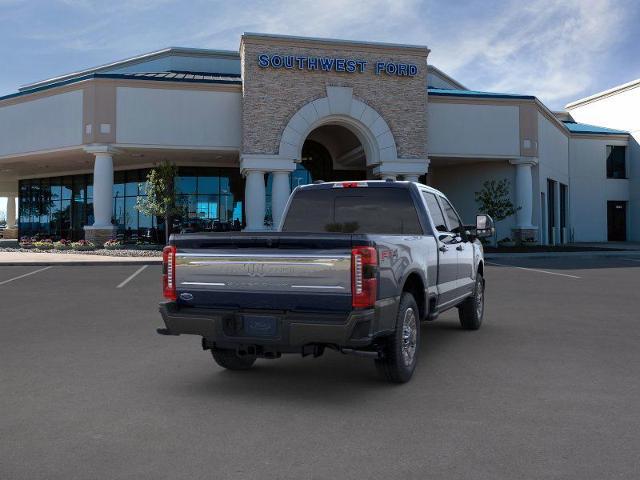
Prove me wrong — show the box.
[171,233,359,312]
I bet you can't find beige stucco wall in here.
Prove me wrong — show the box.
[116,86,242,148]
[240,35,428,160]
[0,90,83,157]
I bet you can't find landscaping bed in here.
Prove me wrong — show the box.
[0,247,162,257]
[0,238,163,257]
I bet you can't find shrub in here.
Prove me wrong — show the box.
[103,239,123,250]
[33,239,54,250]
[54,239,73,250]
[19,236,34,249]
[71,240,96,251]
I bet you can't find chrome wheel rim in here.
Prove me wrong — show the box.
[476,281,484,319]
[401,308,417,367]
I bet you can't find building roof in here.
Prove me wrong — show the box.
[19,47,240,92]
[565,78,640,109]
[0,71,241,103]
[114,71,241,82]
[427,66,467,90]
[562,121,628,135]
[428,87,535,100]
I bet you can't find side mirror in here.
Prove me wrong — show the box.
[475,214,495,238]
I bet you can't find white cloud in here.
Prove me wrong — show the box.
[427,0,628,107]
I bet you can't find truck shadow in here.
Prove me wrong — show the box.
[171,316,469,406]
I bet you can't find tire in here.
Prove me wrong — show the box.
[375,292,420,384]
[211,348,256,370]
[458,273,485,330]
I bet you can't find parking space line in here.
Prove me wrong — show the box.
[486,261,581,279]
[0,266,53,286]
[116,265,149,289]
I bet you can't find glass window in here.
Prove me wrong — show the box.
[49,177,61,202]
[422,192,447,232]
[61,177,73,200]
[113,197,125,229]
[73,176,86,202]
[87,175,94,199]
[440,197,463,234]
[198,176,219,195]
[125,171,139,196]
[125,197,139,232]
[606,146,626,179]
[113,171,125,199]
[282,187,423,234]
[175,175,197,195]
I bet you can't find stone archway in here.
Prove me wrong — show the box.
[278,86,398,168]
[240,86,429,230]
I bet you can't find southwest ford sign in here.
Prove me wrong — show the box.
[257,54,418,77]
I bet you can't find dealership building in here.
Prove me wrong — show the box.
[0,33,637,244]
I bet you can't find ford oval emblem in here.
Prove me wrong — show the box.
[180,292,194,301]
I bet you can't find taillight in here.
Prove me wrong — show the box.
[351,246,378,308]
[162,245,177,301]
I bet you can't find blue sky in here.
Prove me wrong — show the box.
[1,0,639,108]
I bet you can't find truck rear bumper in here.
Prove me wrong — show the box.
[158,300,397,351]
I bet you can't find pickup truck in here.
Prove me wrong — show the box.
[158,180,494,383]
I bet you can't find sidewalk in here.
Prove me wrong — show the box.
[486,250,640,260]
[0,251,162,266]
[486,241,640,259]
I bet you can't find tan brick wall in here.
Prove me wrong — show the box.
[241,36,429,160]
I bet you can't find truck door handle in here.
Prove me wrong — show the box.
[439,244,448,252]
[456,245,464,251]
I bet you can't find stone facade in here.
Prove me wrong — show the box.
[240,34,429,161]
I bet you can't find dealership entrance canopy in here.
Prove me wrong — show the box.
[0,33,637,244]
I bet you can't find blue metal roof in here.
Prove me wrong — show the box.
[0,71,242,102]
[562,121,628,135]
[428,87,535,100]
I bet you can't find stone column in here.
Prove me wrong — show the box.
[271,171,291,229]
[373,159,429,183]
[2,195,18,240]
[6,195,16,228]
[241,154,296,231]
[83,146,117,245]
[244,170,266,231]
[510,158,538,242]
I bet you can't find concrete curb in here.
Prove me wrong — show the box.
[485,251,640,260]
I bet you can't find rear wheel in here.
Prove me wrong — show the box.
[211,348,256,370]
[375,292,420,383]
[458,273,484,330]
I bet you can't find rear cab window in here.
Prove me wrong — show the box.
[282,186,423,234]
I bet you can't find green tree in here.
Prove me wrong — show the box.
[474,179,519,244]
[136,161,182,243]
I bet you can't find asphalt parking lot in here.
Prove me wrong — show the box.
[1,256,640,479]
